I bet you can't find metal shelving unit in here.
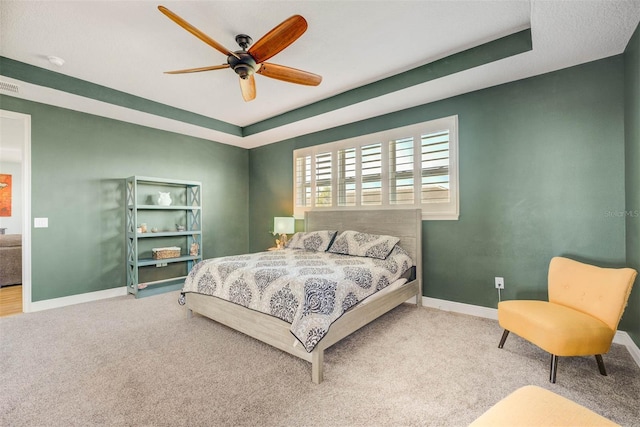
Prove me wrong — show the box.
[125,176,202,298]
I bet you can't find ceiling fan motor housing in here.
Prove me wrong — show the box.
[228,34,256,79]
[228,52,257,79]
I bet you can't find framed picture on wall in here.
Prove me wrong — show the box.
[0,174,12,217]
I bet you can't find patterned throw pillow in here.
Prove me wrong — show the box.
[286,230,338,252]
[328,230,400,260]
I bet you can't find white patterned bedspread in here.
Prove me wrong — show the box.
[182,246,414,352]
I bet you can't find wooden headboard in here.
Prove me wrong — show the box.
[305,209,422,292]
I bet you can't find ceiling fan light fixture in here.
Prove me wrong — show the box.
[236,66,254,79]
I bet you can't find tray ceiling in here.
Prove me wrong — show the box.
[1,1,639,148]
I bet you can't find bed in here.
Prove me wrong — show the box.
[180,209,422,383]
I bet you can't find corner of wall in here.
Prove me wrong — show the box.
[624,23,640,348]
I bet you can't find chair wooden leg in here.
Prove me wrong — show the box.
[595,354,607,376]
[498,330,510,348]
[550,354,558,383]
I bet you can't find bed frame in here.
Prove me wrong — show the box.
[184,209,422,383]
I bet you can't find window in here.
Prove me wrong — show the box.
[295,155,311,208]
[389,136,415,205]
[337,147,356,206]
[361,143,382,205]
[315,152,332,206]
[293,115,459,220]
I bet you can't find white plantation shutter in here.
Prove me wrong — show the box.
[361,143,382,205]
[295,155,311,207]
[338,147,356,206]
[421,130,450,203]
[293,116,458,220]
[315,152,332,206]
[389,136,415,204]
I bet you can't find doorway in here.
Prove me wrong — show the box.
[0,110,31,315]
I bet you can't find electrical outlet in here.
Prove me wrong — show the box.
[495,277,505,289]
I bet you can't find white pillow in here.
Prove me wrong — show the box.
[286,230,337,252]
[328,230,400,260]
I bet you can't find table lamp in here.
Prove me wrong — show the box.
[273,217,295,247]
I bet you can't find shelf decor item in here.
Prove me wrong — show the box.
[125,176,202,298]
[152,246,181,259]
[189,242,199,256]
[157,191,172,206]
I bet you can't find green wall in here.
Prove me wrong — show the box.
[624,25,640,344]
[0,96,249,301]
[249,56,639,337]
[1,28,637,345]
[248,139,296,248]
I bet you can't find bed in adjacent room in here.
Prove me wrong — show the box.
[180,209,422,383]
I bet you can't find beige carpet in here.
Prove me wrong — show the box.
[1,291,639,426]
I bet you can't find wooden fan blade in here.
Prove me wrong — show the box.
[240,75,256,102]
[257,63,322,86]
[164,64,230,74]
[248,15,307,64]
[158,6,238,58]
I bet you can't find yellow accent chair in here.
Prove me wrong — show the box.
[497,256,637,383]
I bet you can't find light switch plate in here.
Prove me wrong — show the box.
[34,217,48,228]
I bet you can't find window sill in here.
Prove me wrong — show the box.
[294,208,459,221]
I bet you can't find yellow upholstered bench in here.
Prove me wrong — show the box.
[469,385,619,426]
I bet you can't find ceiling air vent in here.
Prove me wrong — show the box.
[0,81,20,94]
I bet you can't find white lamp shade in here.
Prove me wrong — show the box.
[274,217,295,234]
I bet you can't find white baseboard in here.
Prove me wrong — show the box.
[28,286,128,312]
[613,330,640,368]
[422,296,499,320]
[422,296,640,369]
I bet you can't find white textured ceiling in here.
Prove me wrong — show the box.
[1,0,639,148]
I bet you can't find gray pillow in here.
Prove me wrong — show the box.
[328,230,400,260]
[286,230,337,252]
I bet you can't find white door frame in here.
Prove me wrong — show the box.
[0,109,32,312]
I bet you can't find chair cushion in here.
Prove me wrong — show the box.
[469,385,619,426]
[498,300,614,356]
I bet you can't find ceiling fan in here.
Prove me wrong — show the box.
[158,5,322,102]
